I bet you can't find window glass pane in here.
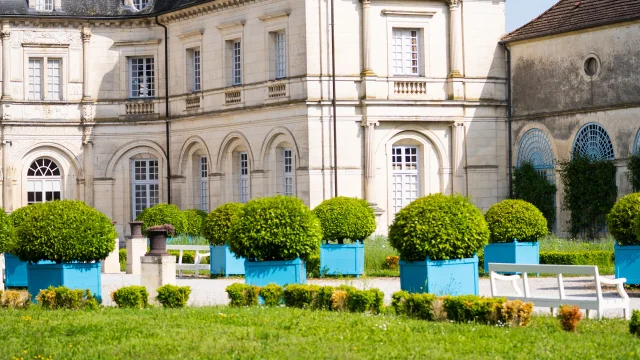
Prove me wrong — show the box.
[29,59,42,100]
[276,32,286,79]
[132,159,159,219]
[47,59,61,100]
[391,146,419,216]
[130,57,154,98]
[392,29,419,76]
[193,49,201,92]
[133,0,149,10]
[233,41,242,85]
[239,152,249,203]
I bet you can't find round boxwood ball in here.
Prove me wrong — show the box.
[485,199,548,243]
[388,194,489,261]
[183,209,207,236]
[229,196,322,261]
[203,203,243,246]
[608,193,640,246]
[0,208,16,254]
[136,204,187,235]
[312,196,376,244]
[13,200,117,263]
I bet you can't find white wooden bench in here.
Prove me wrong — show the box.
[489,263,630,320]
[166,245,210,278]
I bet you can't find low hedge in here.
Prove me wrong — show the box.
[111,286,149,309]
[36,286,99,310]
[156,285,191,308]
[226,283,260,307]
[540,251,613,268]
[631,310,640,337]
[0,290,30,309]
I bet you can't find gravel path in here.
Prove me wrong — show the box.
[102,274,640,318]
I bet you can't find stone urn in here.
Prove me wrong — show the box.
[130,221,144,238]
[145,224,174,256]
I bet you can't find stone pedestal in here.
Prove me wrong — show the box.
[141,255,176,305]
[126,222,146,275]
[102,237,121,274]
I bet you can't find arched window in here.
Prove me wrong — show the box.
[572,123,615,160]
[27,158,62,204]
[516,128,555,181]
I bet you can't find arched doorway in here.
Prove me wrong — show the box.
[27,158,62,204]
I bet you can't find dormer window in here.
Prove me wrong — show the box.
[35,0,54,11]
[133,0,150,11]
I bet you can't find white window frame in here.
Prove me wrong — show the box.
[283,149,294,196]
[35,0,53,11]
[132,0,150,11]
[131,159,159,219]
[275,31,286,79]
[391,146,420,216]
[239,152,249,203]
[199,156,209,212]
[26,158,62,204]
[392,29,420,76]
[28,57,63,101]
[129,57,155,99]
[47,59,61,100]
[193,49,201,92]
[28,59,43,100]
[232,40,242,86]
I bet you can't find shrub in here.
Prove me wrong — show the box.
[388,194,489,261]
[347,289,384,314]
[540,251,613,268]
[203,203,243,246]
[317,286,334,310]
[36,286,99,310]
[156,285,191,308]
[631,310,640,337]
[385,256,399,270]
[13,200,117,263]
[225,283,260,307]
[183,209,207,236]
[330,290,348,311]
[513,163,557,230]
[283,284,321,309]
[111,286,149,309]
[119,249,127,265]
[229,196,322,261]
[259,284,284,307]
[558,305,583,332]
[484,199,548,243]
[312,197,376,244]
[136,204,187,236]
[501,300,534,327]
[0,290,30,309]
[443,295,503,324]
[306,250,321,278]
[0,208,16,254]
[391,291,411,316]
[607,193,640,246]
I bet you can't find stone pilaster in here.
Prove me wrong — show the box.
[1,24,11,101]
[451,122,467,195]
[362,117,384,229]
[361,0,374,76]
[82,26,93,102]
[447,0,465,100]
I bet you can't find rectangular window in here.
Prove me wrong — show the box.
[133,0,150,10]
[129,57,155,98]
[275,32,286,79]
[391,146,419,216]
[239,152,249,203]
[392,29,419,76]
[132,159,159,219]
[199,157,209,212]
[193,49,201,92]
[232,41,242,86]
[47,59,61,100]
[28,59,43,100]
[35,0,53,11]
[283,149,294,196]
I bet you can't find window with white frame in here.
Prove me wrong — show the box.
[35,0,53,11]
[275,32,286,79]
[27,158,62,204]
[129,57,155,98]
[132,0,150,11]
[132,159,159,219]
[187,48,201,92]
[391,146,419,216]
[232,40,242,86]
[199,156,209,212]
[239,152,249,203]
[28,57,62,100]
[283,149,294,196]
[392,29,420,76]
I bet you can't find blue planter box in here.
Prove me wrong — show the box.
[320,242,364,277]
[615,244,640,285]
[483,240,539,273]
[399,256,479,296]
[245,258,306,287]
[210,245,245,277]
[4,254,54,288]
[27,262,102,302]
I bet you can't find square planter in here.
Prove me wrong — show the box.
[320,242,364,277]
[245,258,306,287]
[210,245,245,277]
[399,256,479,296]
[615,244,640,285]
[27,262,102,302]
[4,254,54,288]
[483,241,539,273]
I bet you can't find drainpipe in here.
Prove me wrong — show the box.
[330,0,338,197]
[156,16,171,204]
[505,44,513,198]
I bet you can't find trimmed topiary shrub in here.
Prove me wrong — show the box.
[607,193,640,246]
[631,310,640,337]
[111,286,149,309]
[183,209,207,237]
[136,204,187,236]
[13,200,117,263]
[225,283,260,307]
[0,290,31,309]
[156,284,191,308]
[558,305,582,332]
[259,284,284,307]
[36,286,99,310]
[0,208,17,254]
[485,199,548,243]
[229,196,322,261]
[312,197,376,244]
[8,204,41,253]
[203,203,243,246]
[388,194,489,261]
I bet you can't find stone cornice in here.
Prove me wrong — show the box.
[381,9,436,17]
[159,0,270,24]
[114,39,162,47]
[258,11,291,22]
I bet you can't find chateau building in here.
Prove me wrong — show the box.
[0,0,507,239]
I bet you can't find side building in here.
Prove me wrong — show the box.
[0,0,507,239]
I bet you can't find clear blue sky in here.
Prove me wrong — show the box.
[506,0,559,32]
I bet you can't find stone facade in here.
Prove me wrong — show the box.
[0,0,507,239]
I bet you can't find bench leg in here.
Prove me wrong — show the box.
[597,308,604,320]
[624,307,630,320]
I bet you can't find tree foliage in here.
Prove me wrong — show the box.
[513,162,556,230]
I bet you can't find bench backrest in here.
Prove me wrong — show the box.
[488,263,599,276]
[166,245,210,251]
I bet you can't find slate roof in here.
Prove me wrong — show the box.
[502,0,640,43]
[0,0,211,17]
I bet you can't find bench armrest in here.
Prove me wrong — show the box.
[598,277,626,285]
[492,273,521,281]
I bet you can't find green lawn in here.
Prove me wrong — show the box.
[1,307,639,359]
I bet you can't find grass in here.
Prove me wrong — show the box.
[1,307,639,359]
[364,236,398,277]
[539,235,615,252]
